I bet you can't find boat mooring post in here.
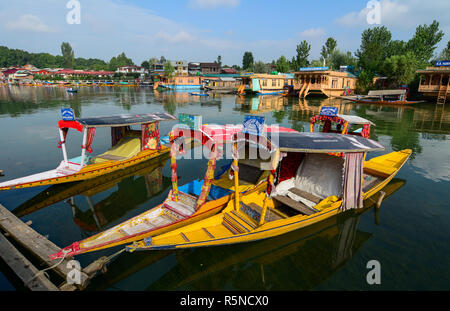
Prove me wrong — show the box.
[375,191,386,209]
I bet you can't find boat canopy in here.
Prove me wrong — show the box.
[58,112,176,130]
[268,132,384,153]
[310,114,374,126]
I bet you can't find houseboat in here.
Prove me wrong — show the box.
[237,74,292,95]
[293,67,358,98]
[204,77,242,93]
[417,61,450,104]
[157,75,202,90]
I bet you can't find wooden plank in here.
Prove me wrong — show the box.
[0,203,89,286]
[288,188,322,204]
[273,195,316,216]
[0,233,59,291]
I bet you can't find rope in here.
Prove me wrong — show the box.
[25,249,71,286]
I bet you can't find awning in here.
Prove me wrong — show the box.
[73,112,176,128]
[336,114,375,126]
[268,132,384,153]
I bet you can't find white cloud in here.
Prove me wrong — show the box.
[299,28,326,38]
[5,14,55,33]
[188,0,240,9]
[155,30,195,44]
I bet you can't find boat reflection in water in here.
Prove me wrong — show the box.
[86,178,405,291]
[13,154,171,233]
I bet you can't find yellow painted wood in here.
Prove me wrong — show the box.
[134,149,412,250]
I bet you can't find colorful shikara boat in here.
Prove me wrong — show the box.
[126,131,411,251]
[50,115,295,259]
[310,107,375,139]
[0,111,176,191]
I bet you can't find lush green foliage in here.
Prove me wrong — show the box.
[275,56,289,73]
[382,52,418,86]
[164,61,175,78]
[295,40,311,69]
[108,52,134,71]
[253,61,271,73]
[242,51,254,71]
[61,42,74,68]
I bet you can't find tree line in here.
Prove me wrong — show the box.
[240,20,449,93]
[0,42,135,71]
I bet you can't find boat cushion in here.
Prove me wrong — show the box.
[92,137,141,163]
[363,161,396,177]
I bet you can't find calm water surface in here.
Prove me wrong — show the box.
[0,85,449,290]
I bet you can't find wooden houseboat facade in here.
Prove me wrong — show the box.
[293,68,358,98]
[204,77,242,93]
[417,63,449,104]
[156,75,202,90]
[237,74,293,95]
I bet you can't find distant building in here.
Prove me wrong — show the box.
[221,68,238,74]
[50,69,115,78]
[150,61,165,74]
[200,62,221,74]
[188,62,201,75]
[116,65,148,77]
[170,60,188,75]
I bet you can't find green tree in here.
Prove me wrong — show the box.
[320,37,337,66]
[406,20,444,66]
[356,26,392,73]
[109,52,133,71]
[253,61,270,74]
[61,42,74,68]
[164,61,175,78]
[295,40,311,69]
[438,41,450,60]
[141,60,150,70]
[382,52,418,86]
[329,50,357,70]
[289,56,297,71]
[275,55,289,73]
[216,55,222,66]
[242,51,254,71]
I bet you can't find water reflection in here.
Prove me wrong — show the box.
[12,155,170,234]
[86,179,405,291]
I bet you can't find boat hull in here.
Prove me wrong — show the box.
[0,146,170,191]
[129,149,412,250]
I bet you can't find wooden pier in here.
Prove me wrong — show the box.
[0,203,109,291]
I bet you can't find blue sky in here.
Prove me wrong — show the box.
[1,0,449,66]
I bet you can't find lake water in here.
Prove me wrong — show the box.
[0,85,449,290]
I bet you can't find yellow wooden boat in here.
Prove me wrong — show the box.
[50,117,289,259]
[127,132,411,251]
[0,112,176,191]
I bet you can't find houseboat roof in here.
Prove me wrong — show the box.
[337,114,375,126]
[267,132,384,153]
[73,112,176,128]
[367,89,406,96]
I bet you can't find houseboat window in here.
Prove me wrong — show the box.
[272,79,277,87]
[263,80,267,87]
[332,79,337,88]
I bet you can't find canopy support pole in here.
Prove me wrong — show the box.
[80,127,88,168]
[233,142,240,212]
[58,129,68,165]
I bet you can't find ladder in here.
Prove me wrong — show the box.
[437,85,448,104]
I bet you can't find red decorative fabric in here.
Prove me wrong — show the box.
[82,128,96,153]
[58,128,69,149]
[341,152,364,211]
[277,152,304,182]
[141,123,161,151]
[58,120,83,132]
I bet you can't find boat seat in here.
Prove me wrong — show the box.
[288,187,322,204]
[92,137,141,164]
[364,161,396,177]
[273,195,318,216]
[240,202,283,222]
